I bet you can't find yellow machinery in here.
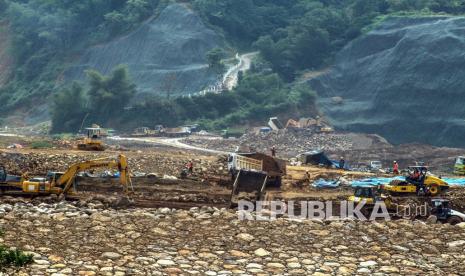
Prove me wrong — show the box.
[348,186,393,216]
[77,127,105,151]
[383,166,448,196]
[454,156,465,175]
[0,155,132,197]
[348,186,392,207]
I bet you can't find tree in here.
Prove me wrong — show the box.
[51,82,88,133]
[86,65,136,122]
[206,47,225,69]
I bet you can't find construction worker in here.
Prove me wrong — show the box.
[393,161,399,174]
[339,157,345,169]
[271,146,276,157]
[186,160,193,174]
[305,170,311,184]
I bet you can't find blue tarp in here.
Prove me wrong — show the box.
[313,178,340,188]
[351,177,465,187]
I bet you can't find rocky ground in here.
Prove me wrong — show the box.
[0,148,227,178]
[182,130,465,174]
[182,129,370,158]
[1,201,465,275]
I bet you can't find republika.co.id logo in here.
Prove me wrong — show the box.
[237,200,429,221]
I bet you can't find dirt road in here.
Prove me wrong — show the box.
[222,52,258,90]
[108,136,230,154]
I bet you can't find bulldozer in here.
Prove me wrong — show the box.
[383,166,448,196]
[348,186,394,216]
[77,127,105,151]
[0,155,133,197]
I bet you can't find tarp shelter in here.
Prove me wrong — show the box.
[299,150,334,167]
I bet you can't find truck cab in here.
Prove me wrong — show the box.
[454,156,465,175]
[369,161,382,171]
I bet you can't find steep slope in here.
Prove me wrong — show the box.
[310,16,465,147]
[65,3,223,99]
[0,22,12,87]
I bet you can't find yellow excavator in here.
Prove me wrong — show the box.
[0,155,132,197]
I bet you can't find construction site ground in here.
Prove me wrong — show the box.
[1,135,465,275]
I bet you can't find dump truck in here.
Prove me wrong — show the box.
[228,152,286,186]
[228,152,286,207]
[268,117,284,131]
[454,156,465,175]
[164,127,191,137]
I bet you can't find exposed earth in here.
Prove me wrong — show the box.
[310,16,465,147]
[0,131,465,275]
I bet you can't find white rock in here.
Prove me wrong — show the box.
[236,233,254,242]
[359,261,377,267]
[254,248,271,257]
[101,252,121,260]
[157,259,175,266]
[448,240,465,247]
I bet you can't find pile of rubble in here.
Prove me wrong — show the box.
[1,202,465,275]
[184,129,356,157]
[0,150,227,178]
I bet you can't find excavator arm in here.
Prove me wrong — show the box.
[57,154,133,195]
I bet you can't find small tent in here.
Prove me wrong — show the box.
[298,150,335,167]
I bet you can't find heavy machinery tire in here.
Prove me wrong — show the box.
[447,215,463,225]
[429,185,439,196]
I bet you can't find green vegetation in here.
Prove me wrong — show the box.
[194,0,465,81]
[3,0,465,131]
[0,228,33,270]
[30,140,53,149]
[206,47,225,72]
[51,65,136,133]
[0,246,34,268]
[52,64,317,132]
[0,0,160,113]
[123,69,317,130]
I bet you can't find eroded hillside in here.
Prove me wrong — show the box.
[311,16,465,147]
[0,22,12,86]
[65,3,223,99]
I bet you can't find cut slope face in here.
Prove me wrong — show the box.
[310,16,465,147]
[0,22,12,86]
[65,3,222,99]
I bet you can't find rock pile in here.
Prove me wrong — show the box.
[184,129,356,158]
[1,202,464,275]
[0,150,227,177]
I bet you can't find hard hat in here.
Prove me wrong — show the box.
[393,161,397,163]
